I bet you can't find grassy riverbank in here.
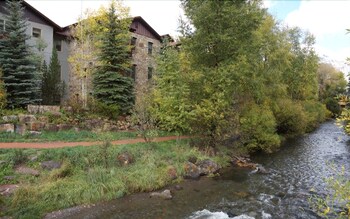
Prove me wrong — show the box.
[0,139,231,219]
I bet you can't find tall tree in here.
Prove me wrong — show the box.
[92,1,134,114]
[41,48,62,105]
[0,69,6,110]
[0,0,41,108]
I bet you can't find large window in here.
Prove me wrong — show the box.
[32,27,41,38]
[148,42,153,55]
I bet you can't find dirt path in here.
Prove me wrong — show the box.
[0,136,189,149]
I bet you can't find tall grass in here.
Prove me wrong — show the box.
[1,139,231,218]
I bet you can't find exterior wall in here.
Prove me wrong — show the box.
[26,21,53,64]
[131,32,161,87]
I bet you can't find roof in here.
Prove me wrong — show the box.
[23,1,62,31]
[132,16,162,41]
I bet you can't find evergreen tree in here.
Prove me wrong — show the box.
[92,1,134,114]
[0,69,6,109]
[0,0,41,108]
[42,48,62,105]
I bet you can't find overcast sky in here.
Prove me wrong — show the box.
[26,0,350,72]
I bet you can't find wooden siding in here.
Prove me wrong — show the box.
[130,20,158,41]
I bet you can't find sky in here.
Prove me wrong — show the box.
[26,0,350,73]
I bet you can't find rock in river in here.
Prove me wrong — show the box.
[184,162,201,179]
[197,159,220,175]
[150,189,172,200]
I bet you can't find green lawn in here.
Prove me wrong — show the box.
[0,140,231,219]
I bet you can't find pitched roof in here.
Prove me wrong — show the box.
[131,16,162,41]
[23,1,62,31]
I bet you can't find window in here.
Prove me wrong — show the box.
[148,67,153,80]
[32,27,41,38]
[0,19,5,32]
[130,37,137,55]
[55,40,62,51]
[131,37,137,46]
[148,42,153,55]
[131,64,136,81]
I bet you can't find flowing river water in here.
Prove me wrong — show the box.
[57,120,350,219]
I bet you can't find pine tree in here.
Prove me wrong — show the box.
[0,0,41,108]
[41,48,62,105]
[92,1,134,114]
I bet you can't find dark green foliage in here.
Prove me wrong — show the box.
[325,97,342,117]
[0,0,41,108]
[272,99,307,136]
[92,2,134,114]
[89,99,120,120]
[41,48,62,105]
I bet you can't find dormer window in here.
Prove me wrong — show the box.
[32,27,41,38]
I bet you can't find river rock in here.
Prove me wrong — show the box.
[184,162,201,179]
[231,156,256,169]
[15,166,40,176]
[0,123,14,133]
[197,159,220,175]
[117,152,134,166]
[150,189,172,200]
[167,166,178,180]
[41,161,62,171]
[174,185,183,190]
[255,164,269,174]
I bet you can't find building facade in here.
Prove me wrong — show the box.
[0,1,71,88]
[0,1,163,102]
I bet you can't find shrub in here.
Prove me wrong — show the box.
[272,99,307,136]
[302,100,328,132]
[89,100,120,120]
[325,97,342,117]
[239,104,280,153]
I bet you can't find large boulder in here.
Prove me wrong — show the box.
[184,162,201,179]
[27,122,46,131]
[0,123,14,133]
[2,115,18,123]
[150,189,172,200]
[15,124,27,135]
[117,152,134,166]
[27,105,60,114]
[197,159,220,175]
[41,161,62,171]
[18,114,36,123]
[45,123,59,132]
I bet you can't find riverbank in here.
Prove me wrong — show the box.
[0,139,232,218]
[37,120,350,219]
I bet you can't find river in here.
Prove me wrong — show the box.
[57,120,350,219]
